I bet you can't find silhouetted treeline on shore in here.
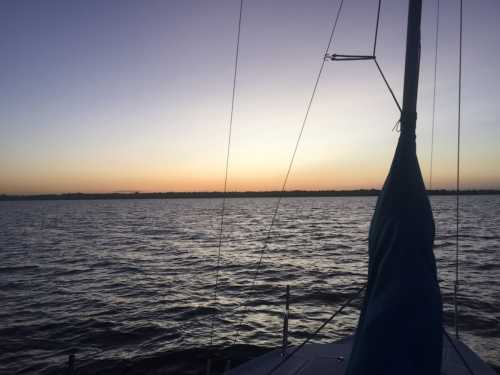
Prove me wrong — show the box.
[1,189,500,201]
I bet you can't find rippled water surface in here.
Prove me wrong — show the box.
[1,196,499,374]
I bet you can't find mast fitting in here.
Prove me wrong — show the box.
[325,53,375,61]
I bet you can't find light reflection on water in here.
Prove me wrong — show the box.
[0,196,499,373]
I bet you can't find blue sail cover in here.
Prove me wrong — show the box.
[345,123,443,375]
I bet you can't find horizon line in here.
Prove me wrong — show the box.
[2,188,500,201]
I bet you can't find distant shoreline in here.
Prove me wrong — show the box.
[1,189,500,201]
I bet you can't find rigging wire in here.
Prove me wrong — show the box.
[374,59,402,112]
[429,0,440,189]
[443,329,475,375]
[454,0,463,340]
[230,0,347,344]
[372,0,382,56]
[209,0,244,347]
[372,0,402,114]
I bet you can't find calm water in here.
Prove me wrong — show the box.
[1,196,499,374]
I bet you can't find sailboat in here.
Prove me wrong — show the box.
[208,0,497,374]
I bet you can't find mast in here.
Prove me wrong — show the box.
[401,0,422,136]
[346,0,443,373]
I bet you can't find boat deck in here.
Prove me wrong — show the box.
[227,335,496,375]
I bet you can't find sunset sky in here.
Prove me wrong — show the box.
[0,0,498,194]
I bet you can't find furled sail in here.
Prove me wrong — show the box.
[345,119,443,375]
[345,1,443,374]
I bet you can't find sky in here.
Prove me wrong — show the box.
[0,0,498,194]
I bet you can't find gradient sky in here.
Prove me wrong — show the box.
[0,0,498,194]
